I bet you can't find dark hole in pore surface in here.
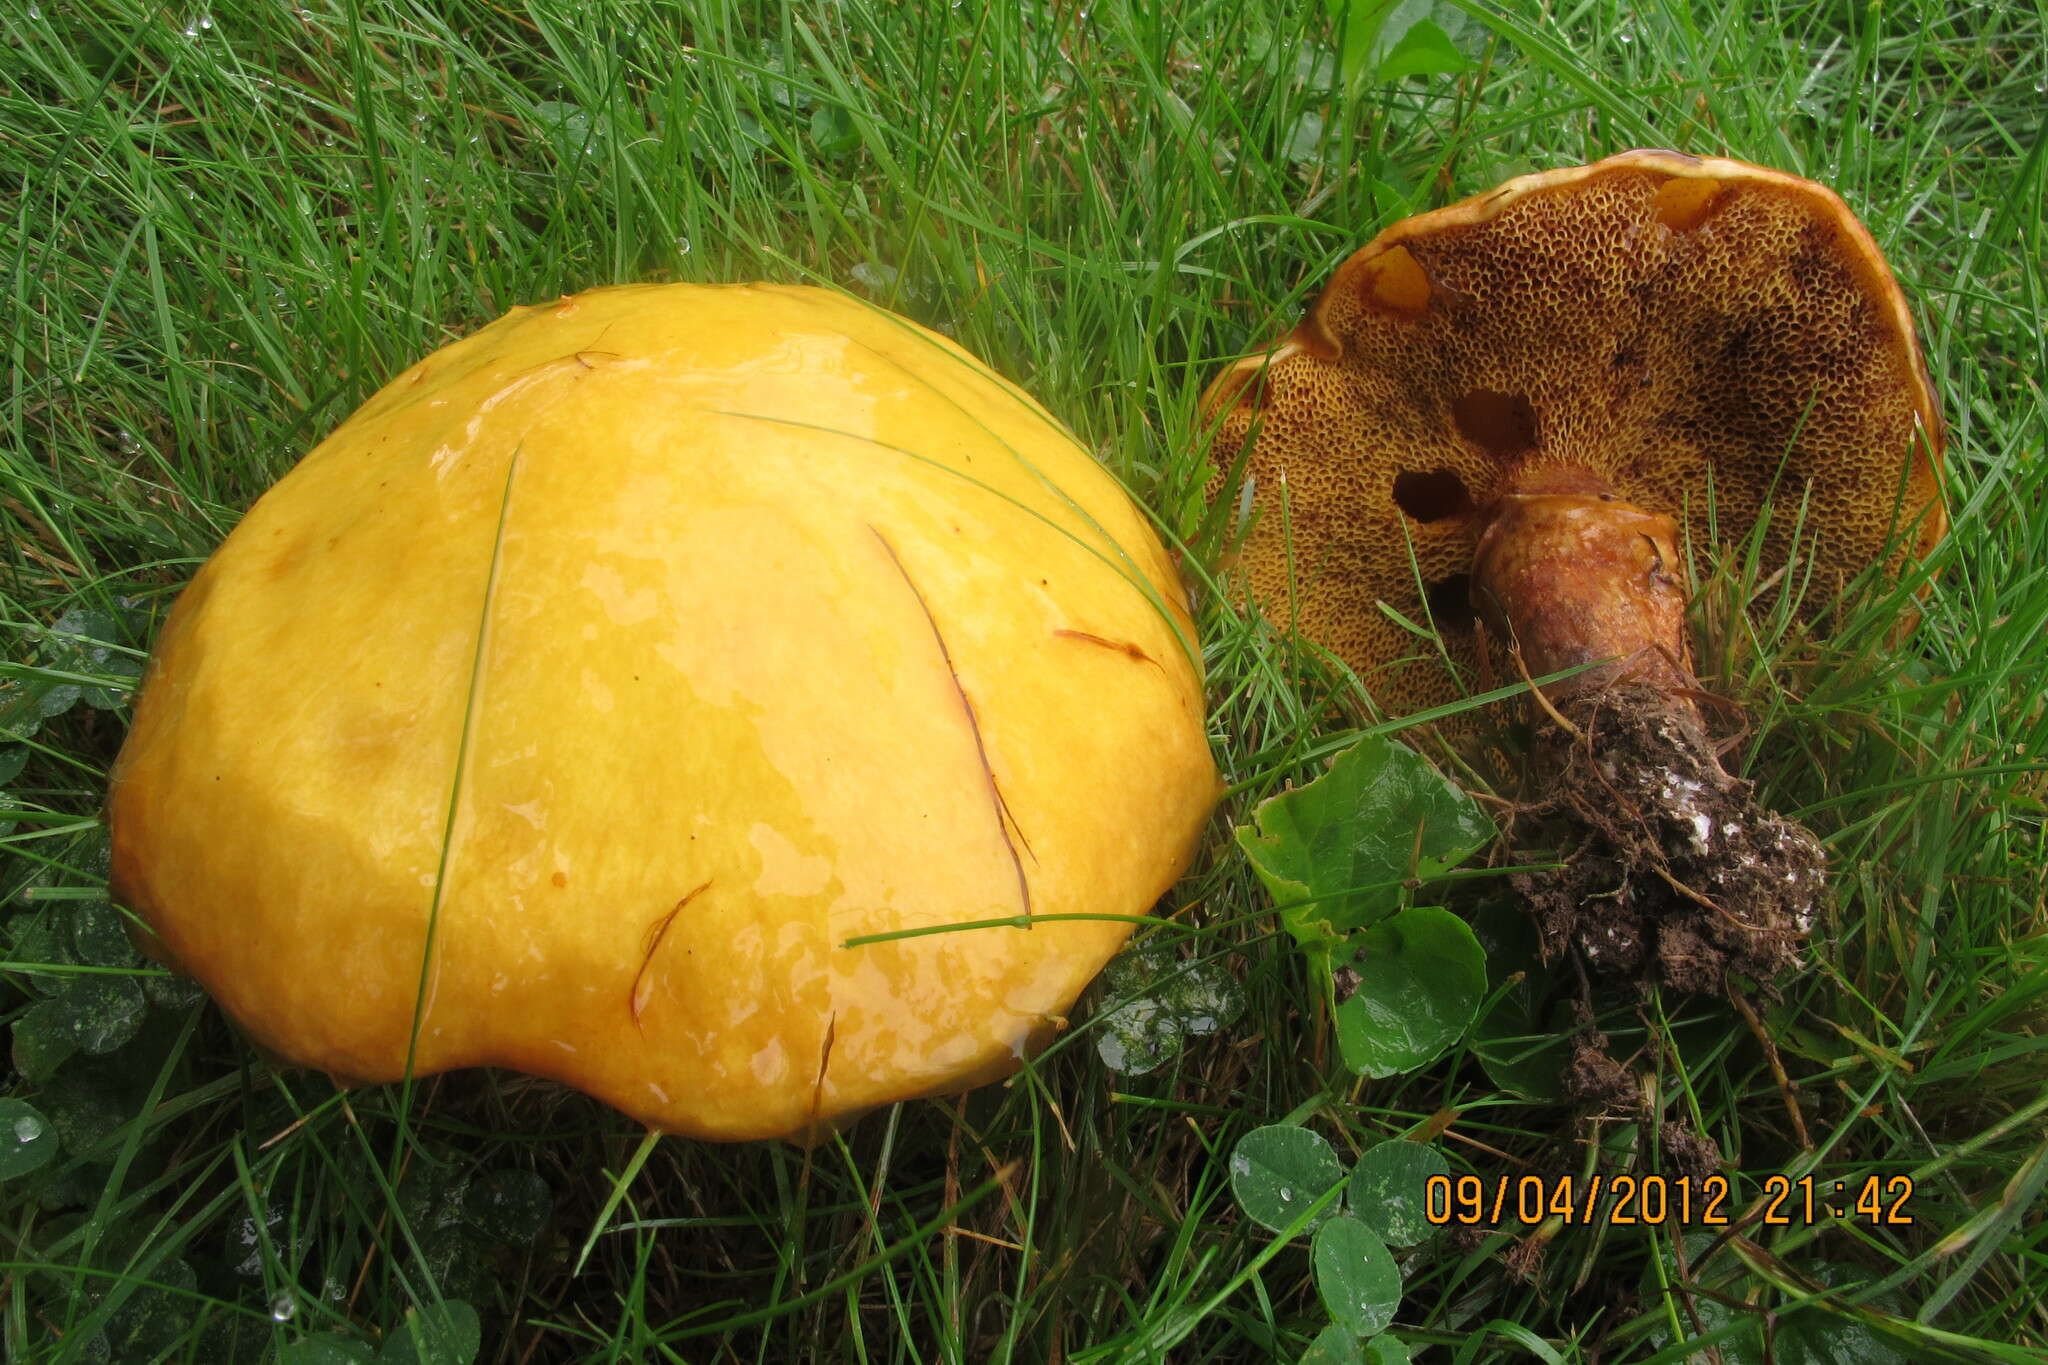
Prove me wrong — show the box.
[1452,390,1538,459]
[1392,468,1474,523]
[1424,572,1476,633]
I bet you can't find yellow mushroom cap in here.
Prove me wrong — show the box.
[1205,150,1945,714]
[107,283,1218,1141]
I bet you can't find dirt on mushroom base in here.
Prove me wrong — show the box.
[1510,687,1825,995]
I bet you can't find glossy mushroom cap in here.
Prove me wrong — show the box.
[108,283,1219,1141]
[1205,150,1945,713]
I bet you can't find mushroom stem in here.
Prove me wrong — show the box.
[1471,475,1692,699]
[1469,470,1825,991]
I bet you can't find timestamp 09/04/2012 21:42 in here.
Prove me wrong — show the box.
[1424,1173,1918,1228]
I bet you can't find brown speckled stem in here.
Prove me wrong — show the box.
[1471,475,1693,700]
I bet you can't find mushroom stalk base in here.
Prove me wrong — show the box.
[1473,484,1824,991]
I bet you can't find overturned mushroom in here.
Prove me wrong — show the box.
[108,283,1219,1141]
[1206,151,1944,990]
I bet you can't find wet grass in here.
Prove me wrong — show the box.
[3,0,2045,1360]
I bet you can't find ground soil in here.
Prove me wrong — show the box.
[1510,686,1824,995]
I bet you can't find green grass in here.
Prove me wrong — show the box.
[4,0,2045,1360]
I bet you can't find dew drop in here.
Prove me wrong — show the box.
[28,3,43,17]
[675,236,691,254]
[13,1115,43,1143]
[1278,1186,1294,1202]
[269,1294,296,1322]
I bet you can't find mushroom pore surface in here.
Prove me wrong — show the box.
[1208,150,1942,717]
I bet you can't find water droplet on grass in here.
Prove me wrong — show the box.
[14,1115,43,1143]
[270,1294,296,1322]
[1093,945,1244,1075]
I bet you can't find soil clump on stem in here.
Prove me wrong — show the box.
[1511,687,1824,994]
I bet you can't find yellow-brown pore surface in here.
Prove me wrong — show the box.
[1207,151,1944,716]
